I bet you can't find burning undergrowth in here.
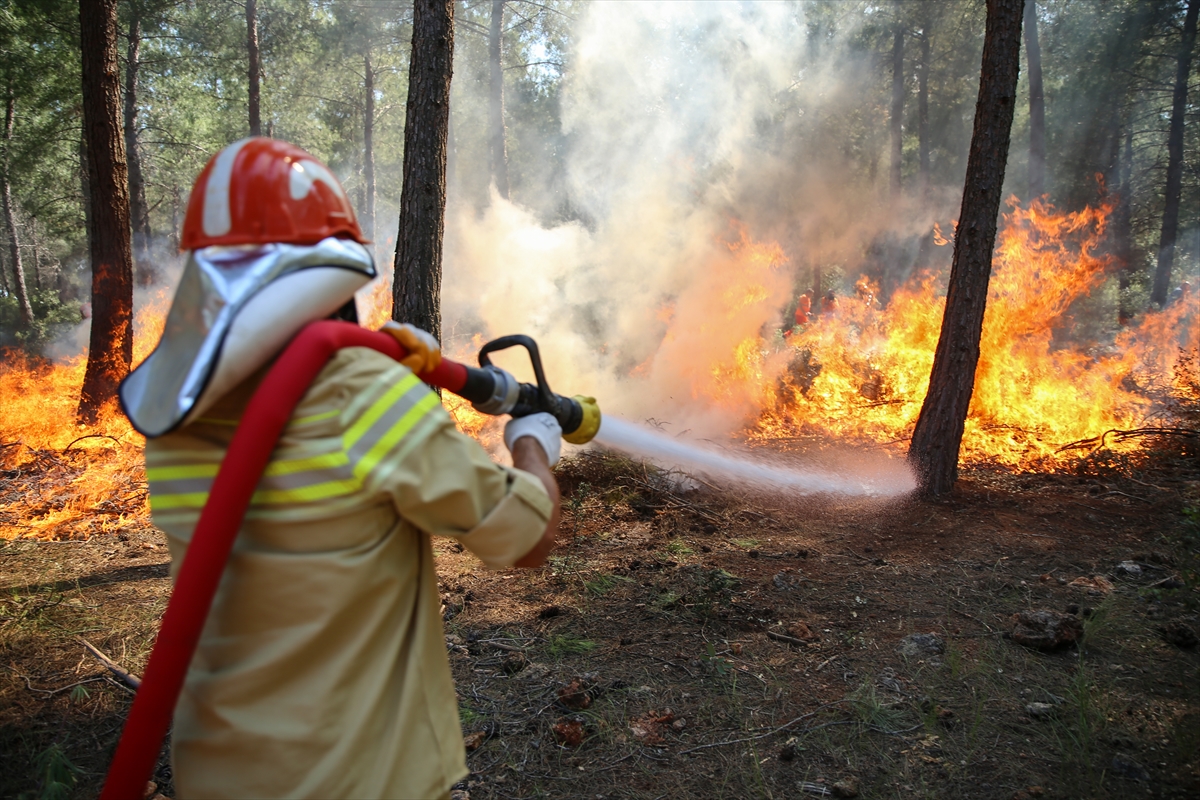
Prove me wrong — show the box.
[4,197,1199,541]
[750,199,1199,470]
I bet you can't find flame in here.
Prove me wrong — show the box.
[754,198,1200,467]
[5,198,1198,540]
[0,287,173,540]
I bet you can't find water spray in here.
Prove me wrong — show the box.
[594,416,916,498]
[451,333,913,498]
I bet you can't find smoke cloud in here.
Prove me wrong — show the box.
[442,2,943,444]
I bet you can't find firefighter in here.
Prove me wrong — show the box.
[119,138,561,799]
[794,292,812,327]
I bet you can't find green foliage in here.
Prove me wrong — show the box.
[21,743,80,800]
[699,641,732,677]
[664,538,693,556]
[546,633,595,659]
[1175,508,1200,609]
[847,680,907,730]
[459,703,483,727]
[0,288,81,348]
[584,572,631,597]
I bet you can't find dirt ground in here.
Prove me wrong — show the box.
[2,448,1199,800]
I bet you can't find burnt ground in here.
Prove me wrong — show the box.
[2,451,1199,800]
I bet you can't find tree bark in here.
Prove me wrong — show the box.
[908,0,1025,497]
[889,22,904,199]
[1023,0,1045,200]
[80,133,93,259]
[1152,0,1200,308]
[247,0,262,137]
[78,0,134,422]
[488,0,509,199]
[363,49,376,243]
[2,84,33,328]
[124,10,153,285]
[393,0,454,342]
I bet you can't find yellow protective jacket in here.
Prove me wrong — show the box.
[145,347,552,799]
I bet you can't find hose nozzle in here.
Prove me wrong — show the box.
[563,395,601,444]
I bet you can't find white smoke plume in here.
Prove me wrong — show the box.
[443,2,928,443]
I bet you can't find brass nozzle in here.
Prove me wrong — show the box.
[563,395,601,445]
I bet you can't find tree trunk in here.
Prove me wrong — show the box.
[908,0,1025,497]
[124,11,153,285]
[363,49,376,243]
[890,22,904,199]
[80,132,93,259]
[1023,0,1045,200]
[488,0,509,199]
[1116,122,1134,326]
[1152,0,1200,308]
[78,0,134,423]
[393,0,454,342]
[247,0,262,137]
[2,84,33,328]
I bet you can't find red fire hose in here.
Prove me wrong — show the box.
[100,320,469,800]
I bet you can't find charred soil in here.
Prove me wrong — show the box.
[2,450,1199,800]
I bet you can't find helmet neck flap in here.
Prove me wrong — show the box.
[119,236,376,438]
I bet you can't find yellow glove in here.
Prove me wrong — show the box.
[379,321,442,374]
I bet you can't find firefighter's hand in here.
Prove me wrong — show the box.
[504,412,562,467]
[380,321,442,374]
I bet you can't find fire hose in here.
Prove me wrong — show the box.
[100,319,600,800]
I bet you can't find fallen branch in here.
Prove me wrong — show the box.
[679,717,915,756]
[766,630,810,646]
[78,637,141,690]
[1057,426,1200,453]
[63,434,123,453]
[1100,490,1153,504]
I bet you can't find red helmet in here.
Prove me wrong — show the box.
[180,137,367,250]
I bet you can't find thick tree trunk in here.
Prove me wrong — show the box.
[363,49,376,243]
[908,0,1025,497]
[1152,0,1200,308]
[247,0,262,137]
[78,0,134,422]
[1023,0,1045,200]
[2,86,32,328]
[393,0,454,342]
[890,23,904,199]
[124,11,153,285]
[488,0,509,199]
[80,133,93,259]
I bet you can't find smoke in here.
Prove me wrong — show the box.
[442,2,949,442]
[47,238,186,364]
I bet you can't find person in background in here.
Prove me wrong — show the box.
[794,291,812,326]
[820,290,839,315]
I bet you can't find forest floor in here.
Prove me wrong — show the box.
[2,449,1199,800]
